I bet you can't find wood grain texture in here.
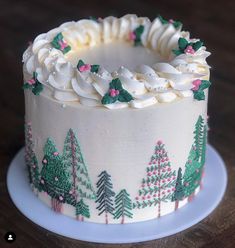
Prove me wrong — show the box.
[0,0,235,247]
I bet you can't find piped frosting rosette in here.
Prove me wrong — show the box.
[22,14,211,109]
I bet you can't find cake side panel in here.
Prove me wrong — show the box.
[24,91,208,224]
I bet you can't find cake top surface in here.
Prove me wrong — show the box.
[23,14,211,109]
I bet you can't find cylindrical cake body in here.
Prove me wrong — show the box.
[24,90,208,224]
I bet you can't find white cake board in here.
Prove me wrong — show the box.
[7,145,227,244]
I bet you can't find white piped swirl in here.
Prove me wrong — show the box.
[22,14,210,109]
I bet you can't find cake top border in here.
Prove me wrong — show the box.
[22,14,211,109]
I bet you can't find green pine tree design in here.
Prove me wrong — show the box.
[76,199,90,221]
[171,167,184,210]
[96,170,115,224]
[183,115,207,201]
[114,189,133,224]
[194,115,204,160]
[40,138,73,212]
[62,129,95,219]
[24,122,40,194]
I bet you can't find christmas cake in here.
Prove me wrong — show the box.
[23,14,211,224]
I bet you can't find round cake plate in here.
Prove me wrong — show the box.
[7,145,227,244]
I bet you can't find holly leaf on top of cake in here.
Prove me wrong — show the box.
[51,32,71,54]
[173,38,204,56]
[101,78,134,105]
[158,15,182,29]
[77,59,100,73]
[129,25,145,46]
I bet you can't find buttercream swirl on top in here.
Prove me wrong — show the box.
[22,14,210,109]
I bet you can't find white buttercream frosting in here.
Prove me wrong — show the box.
[22,14,210,109]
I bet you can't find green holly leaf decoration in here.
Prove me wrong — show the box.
[192,41,204,51]
[158,15,168,25]
[51,32,71,54]
[133,25,145,46]
[23,71,44,96]
[101,78,134,105]
[199,80,211,91]
[192,80,211,101]
[22,83,32,90]
[77,59,100,73]
[91,64,100,73]
[118,90,134,102]
[173,37,204,56]
[101,94,118,104]
[77,59,85,70]
[172,49,184,56]
[158,15,182,29]
[178,38,188,50]
[32,81,44,96]
[193,91,205,101]
[51,33,63,49]
[110,78,123,90]
[173,20,182,29]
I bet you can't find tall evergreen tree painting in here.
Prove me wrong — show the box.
[96,170,115,224]
[114,189,133,224]
[62,129,95,219]
[200,124,207,189]
[193,115,204,160]
[40,138,72,212]
[171,167,184,210]
[76,199,90,221]
[183,115,207,201]
[24,122,40,194]
[133,140,176,218]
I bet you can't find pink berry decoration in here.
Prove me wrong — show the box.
[129,31,136,41]
[173,37,203,56]
[51,32,71,54]
[184,45,195,54]
[109,88,120,97]
[79,64,91,72]
[58,40,68,51]
[192,79,202,91]
[27,78,36,85]
[53,152,59,156]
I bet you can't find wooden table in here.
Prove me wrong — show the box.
[1,0,235,247]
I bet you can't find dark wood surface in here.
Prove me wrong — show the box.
[1,0,235,247]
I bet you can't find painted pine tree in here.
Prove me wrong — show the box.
[193,115,204,160]
[40,138,72,212]
[171,167,184,210]
[96,170,115,224]
[201,124,207,167]
[133,140,176,218]
[114,189,133,224]
[24,122,40,193]
[183,115,207,201]
[76,199,90,221]
[200,124,208,189]
[62,128,95,219]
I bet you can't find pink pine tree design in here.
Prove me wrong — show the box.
[133,140,176,218]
